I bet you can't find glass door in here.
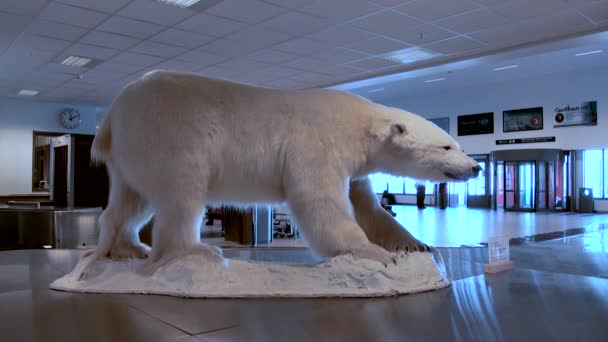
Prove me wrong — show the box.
[518,162,535,210]
[536,161,555,211]
[496,162,504,209]
[537,162,547,209]
[505,162,516,210]
[467,155,491,208]
[504,161,535,211]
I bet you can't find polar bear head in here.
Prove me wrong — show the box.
[369,107,481,182]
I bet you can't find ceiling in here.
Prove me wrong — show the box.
[1,0,608,106]
[336,29,608,101]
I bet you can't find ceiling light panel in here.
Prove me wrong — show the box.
[425,78,446,83]
[18,89,39,96]
[575,50,602,57]
[60,56,93,67]
[385,47,442,64]
[494,65,518,71]
[157,0,201,8]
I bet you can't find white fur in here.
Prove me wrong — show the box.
[82,70,479,277]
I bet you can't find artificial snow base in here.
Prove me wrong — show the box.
[50,250,450,298]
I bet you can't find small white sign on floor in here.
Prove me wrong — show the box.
[484,235,514,274]
[488,235,510,263]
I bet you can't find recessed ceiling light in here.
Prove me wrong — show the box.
[385,47,442,64]
[494,65,519,71]
[60,55,93,67]
[18,89,38,96]
[425,78,446,83]
[157,0,201,8]
[368,88,384,93]
[575,50,603,57]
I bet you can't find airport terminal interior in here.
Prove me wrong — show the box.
[2,0,608,341]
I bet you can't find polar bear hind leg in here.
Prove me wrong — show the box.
[136,179,224,275]
[349,177,430,253]
[79,164,153,279]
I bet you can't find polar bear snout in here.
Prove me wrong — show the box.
[472,164,482,176]
[441,160,482,181]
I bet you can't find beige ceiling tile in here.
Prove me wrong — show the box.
[492,0,571,20]
[388,23,456,45]
[259,11,331,35]
[349,10,424,36]
[345,57,402,70]
[435,8,511,34]
[206,0,286,24]
[395,0,480,21]
[423,37,486,55]
[578,1,608,22]
[346,37,410,55]
[299,0,384,22]
[40,2,108,28]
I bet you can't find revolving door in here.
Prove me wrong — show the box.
[493,149,563,212]
[504,161,535,211]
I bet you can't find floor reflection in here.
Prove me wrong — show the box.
[2,225,608,341]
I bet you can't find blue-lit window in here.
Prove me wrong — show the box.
[583,149,604,198]
[387,175,404,194]
[369,173,388,194]
[368,174,433,195]
[604,150,608,199]
[425,181,434,195]
[405,178,416,194]
[467,161,486,195]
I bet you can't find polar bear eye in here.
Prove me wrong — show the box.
[443,146,452,150]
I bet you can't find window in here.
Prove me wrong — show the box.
[467,161,486,196]
[369,173,388,194]
[387,175,404,194]
[368,173,434,195]
[404,178,417,194]
[32,132,63,192]
[604,150,608,199]
[583,149,604,198]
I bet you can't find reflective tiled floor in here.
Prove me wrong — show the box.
[2,212,608,341]
[391,206,608,247]
[209,206,608,249]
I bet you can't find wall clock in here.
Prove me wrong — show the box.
[60,108,81,129]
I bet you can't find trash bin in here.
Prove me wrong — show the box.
[579,188,594,213]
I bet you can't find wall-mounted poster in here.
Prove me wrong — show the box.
[429,117,449,134]
[503,107,543,132]
[457,112,494,136]
[553,101,597,128]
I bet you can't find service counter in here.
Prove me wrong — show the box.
[0,205,101,250]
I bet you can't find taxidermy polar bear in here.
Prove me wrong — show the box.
[82,70,480,277]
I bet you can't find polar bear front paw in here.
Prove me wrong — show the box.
[136,242,225,276]
[109,241,151,260]
[349,243,397,266]
[384,237,430,253]
[372,227,431,253]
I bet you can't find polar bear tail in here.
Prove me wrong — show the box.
[91,114,111,165]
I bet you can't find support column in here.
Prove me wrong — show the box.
[254,205,272,245]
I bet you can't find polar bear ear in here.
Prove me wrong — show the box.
[390,123,406,135]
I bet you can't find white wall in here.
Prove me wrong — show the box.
[0,97,100,195]
[376,66,608,210]
[377,67,608,155]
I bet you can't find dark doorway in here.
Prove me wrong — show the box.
[53,145,69,207]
